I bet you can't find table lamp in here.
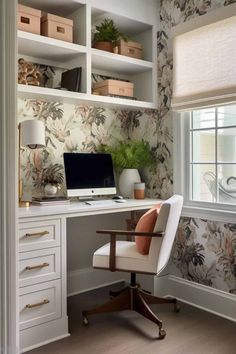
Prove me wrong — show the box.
[19,119,45,207]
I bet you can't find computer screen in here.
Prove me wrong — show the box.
[63,153,116,197]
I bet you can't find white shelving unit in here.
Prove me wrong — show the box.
[17,1,159,351]
[18,0,158,109]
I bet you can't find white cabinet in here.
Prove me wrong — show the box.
[18,217,68,353]
[17,0,158,109]
[19,280,62,330]
[19,247,61,287]
[19,218,61,252]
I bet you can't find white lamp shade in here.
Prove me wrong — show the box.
[21,120,45,149]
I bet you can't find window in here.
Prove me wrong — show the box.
[172,5,236,212]
[189,105,236,205]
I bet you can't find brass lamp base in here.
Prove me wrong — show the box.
[19,200,30,208]
[18,178,31,207]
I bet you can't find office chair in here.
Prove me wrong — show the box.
[82,195,183,339]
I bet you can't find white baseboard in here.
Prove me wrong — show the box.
[67,267,128,297]
[155,275,236,322]
[20,317,69,353]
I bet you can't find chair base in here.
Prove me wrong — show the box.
[82,282,179,339]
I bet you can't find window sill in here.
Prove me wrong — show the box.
[182,203,236,223]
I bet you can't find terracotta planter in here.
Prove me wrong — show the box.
[93,41,113,52]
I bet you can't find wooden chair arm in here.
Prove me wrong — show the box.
[96,230,164,272]
[96,230,164,237]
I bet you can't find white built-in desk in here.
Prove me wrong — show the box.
[18,199,160,352]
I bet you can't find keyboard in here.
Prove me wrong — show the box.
[84,199,126,206]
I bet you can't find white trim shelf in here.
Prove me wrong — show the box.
[18,84,156,110]
[18,30,87,62]
[91,48,153,74]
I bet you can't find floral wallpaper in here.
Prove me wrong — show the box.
[159,0,236,294]
[18,0,236,294]
[173,217,236,294]
[18,99,159,197]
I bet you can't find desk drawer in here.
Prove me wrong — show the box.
[19,280,61,330]
[19,219,61,252]
[19,248,61,288]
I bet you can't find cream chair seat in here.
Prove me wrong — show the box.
[83,195,183,339]
[93,240,154,273]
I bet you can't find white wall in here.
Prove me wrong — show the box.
[89,0,159,25]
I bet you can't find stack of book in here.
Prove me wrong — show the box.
[32,196,70,206]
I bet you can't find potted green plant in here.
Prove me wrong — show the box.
[100,140,155,197]
[92,18,128,53]
[34,163,64,196]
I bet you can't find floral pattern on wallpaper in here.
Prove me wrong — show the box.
[18,99,159,196]
[158,0,236,294]
[18,0,236,293]
[173,217,236,294]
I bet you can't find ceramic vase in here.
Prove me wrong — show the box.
[119,169,141,198]
[44,184,57,196]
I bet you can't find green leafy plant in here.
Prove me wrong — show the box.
[34,163,64,188]
[99,140,155,171]
[93,18,128,46]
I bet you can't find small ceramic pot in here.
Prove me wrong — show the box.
[44,183,57,196]
[119,169,141,198]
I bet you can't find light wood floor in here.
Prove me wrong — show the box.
[28,283,236,354]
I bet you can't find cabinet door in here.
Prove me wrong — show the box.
[19,219,61,252]
[19,247,61,287]
[19,280,61,330]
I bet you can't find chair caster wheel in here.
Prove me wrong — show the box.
[82,312,89,326]
[159,329,166,339]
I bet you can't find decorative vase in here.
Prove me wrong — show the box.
[93,41,113,52]
[44,184,57,196]
[119,169,141,198]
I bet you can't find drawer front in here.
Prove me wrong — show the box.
[19,219,61,252]
[19,248,61,288]
[20,280,61,330]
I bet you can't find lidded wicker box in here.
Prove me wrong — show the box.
[93,79,134,98]
[18,4,41,35]
[118,40,142,59]
[41,13,73,43]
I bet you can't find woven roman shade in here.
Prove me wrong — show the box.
[172,5,236,111]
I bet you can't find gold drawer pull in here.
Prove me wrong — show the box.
[26,299,50,309]
[25,262,49,271]
[25,231,49,238]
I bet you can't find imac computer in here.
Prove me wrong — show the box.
[63,153,117,198]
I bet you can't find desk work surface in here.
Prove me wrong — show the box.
[18,199,161,219]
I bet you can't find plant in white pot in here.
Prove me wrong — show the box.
[100,140,155,198]
[34,163,64,196]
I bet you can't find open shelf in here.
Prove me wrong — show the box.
[91,48,153,75]
[17,0,157,109]
[18,84,156,109]
[18,31,86,62]
[19,0,85,17]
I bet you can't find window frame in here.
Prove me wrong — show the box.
[173,109,236,221]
